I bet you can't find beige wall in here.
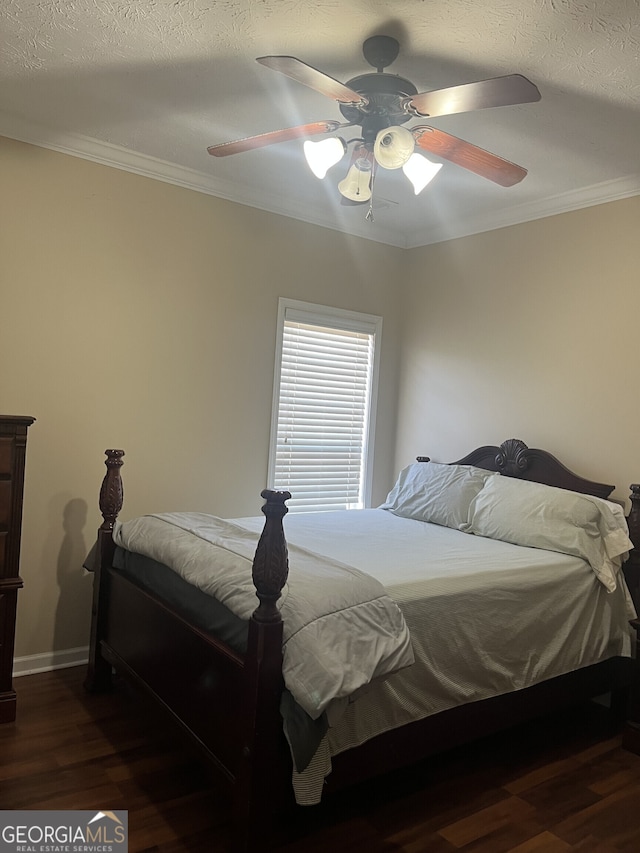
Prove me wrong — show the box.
[4,133,640,665]
[396,197,640,505]
[1,136,404,660]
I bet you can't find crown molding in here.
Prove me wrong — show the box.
[403,175,640,248]
[2,113,639,250]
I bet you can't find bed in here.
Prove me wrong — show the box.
[85,438,640,850]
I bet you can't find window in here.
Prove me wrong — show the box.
[268,299,382,513]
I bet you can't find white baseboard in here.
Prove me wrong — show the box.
[13,647,89,677]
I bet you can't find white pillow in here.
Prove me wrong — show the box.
[466,475,633,592]
[379,462,495,530]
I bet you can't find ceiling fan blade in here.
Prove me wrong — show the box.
[405,74,540,118]
[257,56,367,106]
[207,120,341,157]
[412,126,528,187]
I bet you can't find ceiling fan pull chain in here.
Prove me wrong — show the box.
[366,161,378,222]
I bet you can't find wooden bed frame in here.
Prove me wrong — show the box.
[85,438,640,850]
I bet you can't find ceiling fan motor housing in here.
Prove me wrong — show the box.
[339,73,419,144]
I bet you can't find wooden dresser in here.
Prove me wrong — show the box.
[0,415,35,723]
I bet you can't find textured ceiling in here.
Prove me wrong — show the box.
[2,0,639,248]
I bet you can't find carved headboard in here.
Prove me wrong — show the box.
[418,437,614,500]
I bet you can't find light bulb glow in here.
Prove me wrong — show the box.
[338,158,373,202]
[402,153,443,194]
[373,126,415,169]
[303,137,347,179]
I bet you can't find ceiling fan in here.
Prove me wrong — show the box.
[207,35,541,208]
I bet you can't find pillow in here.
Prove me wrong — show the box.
[465,475,633,592]
[379,462,495,530]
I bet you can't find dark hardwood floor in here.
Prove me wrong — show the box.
[2,667,640,852]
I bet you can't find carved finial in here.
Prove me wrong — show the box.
[251,489,291,623]
[496,438,529,477]
[99,449,124,530]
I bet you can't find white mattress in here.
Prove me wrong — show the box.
[234,508,634,803]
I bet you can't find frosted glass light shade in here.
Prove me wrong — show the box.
[402,153,443,194]
[373,126,415,169]
[337,158,373,202]
[303,137,347,179]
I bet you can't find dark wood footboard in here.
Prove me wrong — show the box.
[621,487,640,754]
[85,450,294,851]
[623,483,640,607]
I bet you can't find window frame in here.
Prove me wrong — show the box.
[267,298,382,512]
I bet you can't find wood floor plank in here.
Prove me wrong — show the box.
[512,767,604,825]
[573,737,621,764]
[553,788,640,850]
[504,758,582,795]
[588,766,640,797]
[506,831,571,852]
[438,795,536,847]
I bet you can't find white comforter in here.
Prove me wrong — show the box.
[113,512,414,719]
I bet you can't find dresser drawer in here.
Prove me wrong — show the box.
[0,588,18,696]
[0,480,10,528]
[0,416,33,722]
[0,439,12,476]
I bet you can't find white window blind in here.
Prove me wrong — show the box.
[269,302,381,513]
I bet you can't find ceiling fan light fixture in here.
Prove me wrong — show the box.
[303,137,347,178]
[373,126,415,170]
[209,38,539,220]
[338,157,373,202]
[402,153,443,194]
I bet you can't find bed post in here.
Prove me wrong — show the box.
[624,484,640,611]
[234,488,293,850]
[621,484,640,749]
[84,449,125,693]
